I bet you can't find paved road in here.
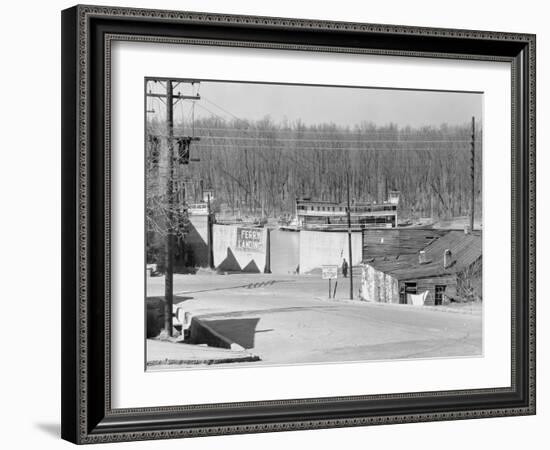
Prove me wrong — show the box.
[147,273,482,366]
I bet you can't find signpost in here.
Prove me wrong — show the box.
[322,265,338,299]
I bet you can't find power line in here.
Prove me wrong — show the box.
[194,102,318,167]
[198,98,481,138]
[203,97,249,124]
[193,144,473,152]
[193,99,476,179]
[198,135,480,144]
[198,98,479,142]
[190,126,480,137]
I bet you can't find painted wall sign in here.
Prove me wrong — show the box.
[236,227,264,252]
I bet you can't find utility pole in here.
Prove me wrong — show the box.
[146,79,201,337]
[207,193,214,269]
[470,116,475,232]
[346,172,354,300]
[164,80,175,336]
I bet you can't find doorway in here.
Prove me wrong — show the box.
[435,285,446,305]
[400,282,417,304]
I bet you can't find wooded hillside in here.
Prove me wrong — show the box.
[148,116,482,221]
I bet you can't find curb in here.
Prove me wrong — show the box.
[314,296,482,315]
[147,353,261,367]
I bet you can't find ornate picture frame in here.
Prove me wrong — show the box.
[61,5,535,444]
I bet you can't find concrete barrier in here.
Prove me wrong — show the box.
[299,230,362,274]
[185,215,209,267]
[213,224,268,273]
[270,229,300,274]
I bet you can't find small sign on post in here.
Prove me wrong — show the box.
[322,265,338,299]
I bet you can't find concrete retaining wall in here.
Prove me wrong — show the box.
[299,230,362,274]
[185,215,209,267]
[213,224,268,273]
[270,229,300,274]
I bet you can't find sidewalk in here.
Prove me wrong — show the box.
[146,339,260,368]
[316,296,483,316]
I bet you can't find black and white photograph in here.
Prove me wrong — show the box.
[144,79,483,369]
[0,0,543,446]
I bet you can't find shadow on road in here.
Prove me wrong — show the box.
[198,304,339,319]
[201,317,262,349]
[174,279,295,296]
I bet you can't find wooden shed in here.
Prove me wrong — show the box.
[360,230,482,305]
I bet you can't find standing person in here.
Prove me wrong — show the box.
[342,258,348,278]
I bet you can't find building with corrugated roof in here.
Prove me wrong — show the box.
[360,230,482,305]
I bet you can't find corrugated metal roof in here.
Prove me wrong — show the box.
[365,230,481,280]
[363,228,446,258]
